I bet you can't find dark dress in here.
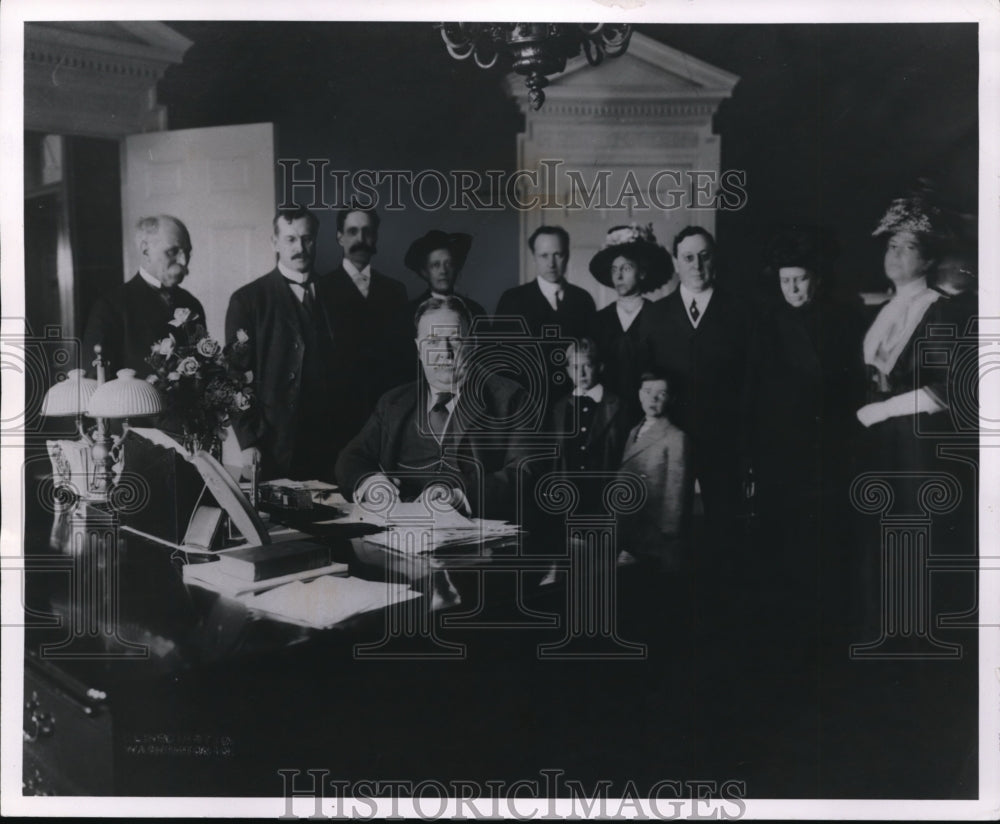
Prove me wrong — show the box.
[852,287,976,641]
[748,295,867,518]
[861,290,972,478]
[593,300,653,429]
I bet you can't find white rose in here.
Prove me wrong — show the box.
[177,357,199,377]
[150,335,175,357]
[168,307,192,327]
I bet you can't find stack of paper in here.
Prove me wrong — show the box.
[240,575,421,629]
[182,559,349,598]
[363,518,521,554]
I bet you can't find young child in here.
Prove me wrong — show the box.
[618,372,691,570]
[549,338,628,512]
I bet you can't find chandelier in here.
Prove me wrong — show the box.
[437,23,633,110]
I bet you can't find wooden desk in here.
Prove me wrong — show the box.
[19,497,980,800]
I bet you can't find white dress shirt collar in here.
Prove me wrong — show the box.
[277,260,313,285]
[536,277,565,311]
[342,259,373,297]
[138,267,163,290]
[679,284,714,326]
[572,383,604,402]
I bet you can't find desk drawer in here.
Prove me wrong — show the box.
[23,660,114,795]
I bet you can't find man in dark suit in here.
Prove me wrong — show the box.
[493,225,597,414]
[82,215,203,378]
[404,229,487,320]
[322,207,413,440]
[336,295,532,521]
[638,226,751,532]
[226,206,341,481]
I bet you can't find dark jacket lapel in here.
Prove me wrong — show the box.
[264,268,307,341]
[382,381,421,463]
[588,393,619,444]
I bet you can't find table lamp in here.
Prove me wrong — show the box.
[41,368,100,500]
[85,367,164,498]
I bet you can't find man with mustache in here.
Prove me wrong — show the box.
[82,214,204,378]
[638,226,752,548]
[336,295,532,520]
[226,205,341,481]
[323,206,412,441]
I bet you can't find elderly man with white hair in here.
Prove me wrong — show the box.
[82,214,204,378]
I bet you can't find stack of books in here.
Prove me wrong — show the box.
[182,539,348,597]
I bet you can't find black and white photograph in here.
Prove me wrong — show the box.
[2,0,998,818]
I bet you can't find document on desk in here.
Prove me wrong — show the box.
[241,575,420,629]
[182,559,349,598]
[362,517,521,554]
[346,501,472,528]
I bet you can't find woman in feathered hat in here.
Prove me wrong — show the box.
[589,223,673,424]
[856,192,960,433]
[850,188,974,641]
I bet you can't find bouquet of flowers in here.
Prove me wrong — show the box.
[145,307,254,455]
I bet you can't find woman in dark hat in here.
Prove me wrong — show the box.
[589,224,673,424]
[404,230,486,321]
[749,224,867,500]
[746,225,867,608]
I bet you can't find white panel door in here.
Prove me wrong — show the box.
[121,122,276,342]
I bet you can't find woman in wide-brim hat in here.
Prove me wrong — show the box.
[589,224,674,424]
[856,190,963,434]
[404,229,486,320]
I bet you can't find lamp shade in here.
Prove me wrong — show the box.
[41,368,99,417]
[86,369,164,418]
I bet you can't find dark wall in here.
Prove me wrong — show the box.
[160,22,523,313]
[643,23,978,296]
[69,136,123,339]
[159,21,978,304]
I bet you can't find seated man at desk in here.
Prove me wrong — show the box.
[335,295,533,521]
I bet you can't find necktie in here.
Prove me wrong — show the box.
[159,287,176,310]
[301,282,317,318]
[428,392,454,439]
[689,299,700,323]
[284,276,315,314]
[554,288,564,312]
[355,273,371,299]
